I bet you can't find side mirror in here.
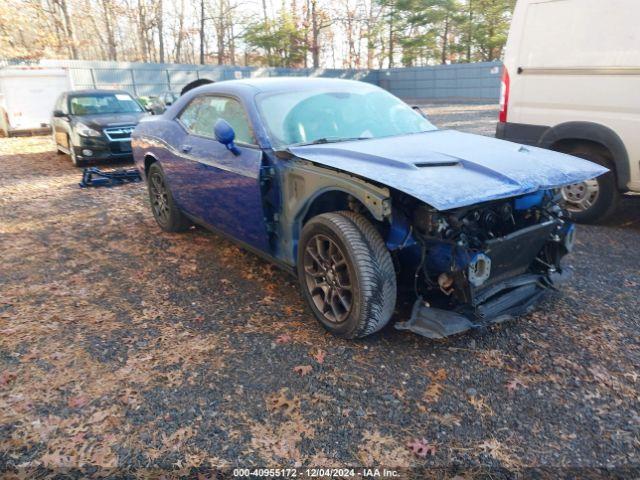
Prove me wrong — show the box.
[165,101,172,106]
[53,110,67,118]
[411,105,429,119]
[214,119,240,155]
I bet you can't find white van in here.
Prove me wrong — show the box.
[496,0,640,223]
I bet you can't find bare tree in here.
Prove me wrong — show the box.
[158,0,165,62]
[51,0,78,59]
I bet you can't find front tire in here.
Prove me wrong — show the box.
[560,147,619,223]
[68,138,84,167]
[297,211,396,339]
[147,162,191,232]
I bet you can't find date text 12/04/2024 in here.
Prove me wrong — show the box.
[232,468,400,477]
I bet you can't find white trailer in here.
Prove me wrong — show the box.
[0,67,70,136]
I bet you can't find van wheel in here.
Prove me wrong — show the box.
[147,162,191,232]
[297,211,396,339]
[559,147,619,223]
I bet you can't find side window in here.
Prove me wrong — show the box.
[179,95,256,145]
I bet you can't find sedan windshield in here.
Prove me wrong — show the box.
[69,93,143,115]
[256,85,436,148]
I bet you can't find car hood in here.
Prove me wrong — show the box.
[75,113,147,129]
[288,130,609,211]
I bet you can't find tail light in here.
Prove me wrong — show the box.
[498,67,510,123]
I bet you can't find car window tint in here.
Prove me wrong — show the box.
[69,93,142,115]
[179,96,256,145]
[256,86,436,148]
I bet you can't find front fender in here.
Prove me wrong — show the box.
[277,159,391,265]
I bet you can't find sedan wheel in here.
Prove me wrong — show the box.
[303,234,353,324]
[297,211,396,339]
[149,172,171,225]
[146,162,191,232]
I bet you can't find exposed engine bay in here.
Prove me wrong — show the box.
[392,190,575,338]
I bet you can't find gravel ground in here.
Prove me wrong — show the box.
[1,106,639,478]
[421,103,501,137]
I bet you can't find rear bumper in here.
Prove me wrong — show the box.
[496,121,549,146]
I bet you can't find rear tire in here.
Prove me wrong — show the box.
[147,162,191,232]
[297,211,396,339]
[559,147,619,224]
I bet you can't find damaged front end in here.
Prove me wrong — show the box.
[394,190,575,339]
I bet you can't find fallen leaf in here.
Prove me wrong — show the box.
[427,368,447,382]
[468,395,494,416]
[293,365,312,376]
[406,438,436,457]
[276,334,292,344]
[312,349,326,364]
[67,394,89,409]
[589,365,613,387]
[423,382,444,403]
[393,388,405,400]
[194,315,205,324]
[87,409,111,424]
[266,388,300,415]
[506,377,526,394]
[0,371,17,386]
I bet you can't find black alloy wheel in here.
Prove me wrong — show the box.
[146,162,191,232]
[303,234,353,324]
[297,211,396,339]
[149,170,170,226]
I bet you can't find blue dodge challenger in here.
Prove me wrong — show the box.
[132,78,606,339]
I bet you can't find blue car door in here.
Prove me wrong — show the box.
[171,94,270,252]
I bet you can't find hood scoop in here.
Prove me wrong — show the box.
[414,160,459,168]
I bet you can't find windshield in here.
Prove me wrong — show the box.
[256,85,436,148]
[69,93,143,115]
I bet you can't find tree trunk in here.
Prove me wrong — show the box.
[199,0,206,64]
[216,0,225,64]
[311,0,320,68]
[387,6,394,68]
[57,0,78,59]
[102,0,118,60]
[158,0,165,63]
[175,0,185,62]
[466,0,472,62]
[137,0,149,62]
[440,12,449,64]
[227,23,236,64]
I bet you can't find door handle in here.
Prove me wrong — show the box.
[181,144,192,153]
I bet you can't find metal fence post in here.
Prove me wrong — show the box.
[166,69,171,91]
[90,68,97,89]
[130,69,138,96]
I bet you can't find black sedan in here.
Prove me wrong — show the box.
[52,89,148,166]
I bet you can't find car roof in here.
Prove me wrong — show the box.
[67,89,132,97]
[196,77,377,95]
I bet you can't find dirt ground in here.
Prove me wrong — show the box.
[1,112,639,478]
